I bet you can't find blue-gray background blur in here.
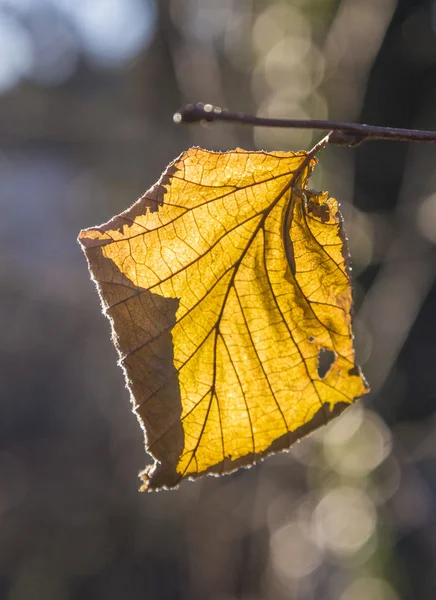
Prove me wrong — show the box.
[2,1,436,599]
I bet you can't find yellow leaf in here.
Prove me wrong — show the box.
[78,144,369,491]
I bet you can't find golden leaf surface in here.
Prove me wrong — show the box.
[78,145,369,491]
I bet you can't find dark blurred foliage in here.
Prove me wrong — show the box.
[1,1,436,599]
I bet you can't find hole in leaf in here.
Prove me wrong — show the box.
[317,348,336,379]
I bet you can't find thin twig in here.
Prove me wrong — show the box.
[174,103,436,146]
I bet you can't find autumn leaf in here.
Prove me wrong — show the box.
[78,143,369,491]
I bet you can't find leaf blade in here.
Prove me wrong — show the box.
[79,146,369,491]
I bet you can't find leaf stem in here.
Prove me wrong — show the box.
[174,103,436,146]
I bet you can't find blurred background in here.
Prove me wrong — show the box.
[1,0,436,598]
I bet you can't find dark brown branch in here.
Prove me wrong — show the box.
[174,103,436,146]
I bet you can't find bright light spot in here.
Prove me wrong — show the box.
[322,403,364,446]
[270,521,323,582]
[339,577,399,600]
[252,4,310,55]
[417,193,436,243]
[314,486,376,557]
[264,35,312,76]
[56,0,156,67]
[323,409,392,477]
[0,12,32,93]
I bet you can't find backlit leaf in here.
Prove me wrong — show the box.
[78,144,369,491]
